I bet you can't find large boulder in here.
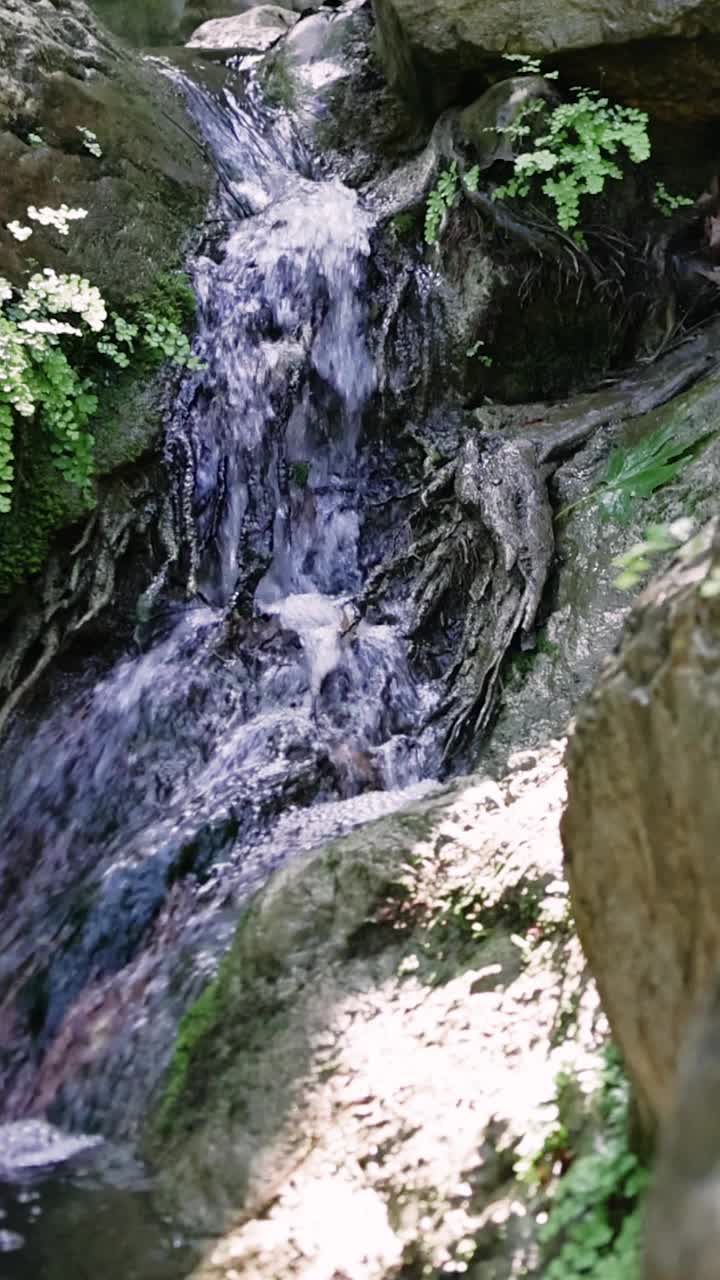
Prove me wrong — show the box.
[186,5,298,53]
[562,517,720,1136]
[372,0,720,121]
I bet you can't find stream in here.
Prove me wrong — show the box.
[1,20,448,1277]
[3,3,719,1276]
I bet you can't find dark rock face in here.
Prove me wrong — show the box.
[562,518,720,1135]
[372,0,720,120]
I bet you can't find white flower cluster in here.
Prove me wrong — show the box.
[28,204,88,235]
[22,269,107,332]
[6,204,88,242]
[0,319,34,417]
[7,221,32,242]
[17,317,82,340]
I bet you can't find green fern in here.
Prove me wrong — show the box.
[597,423,709,523]
[494,89,650,232]
[425,162,460,246]
[538,1047,649,1280]
[558,423,714,524]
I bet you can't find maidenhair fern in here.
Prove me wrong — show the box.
[494,89,651,234]
[424,162,480,246]
[653,182,694,216]
[425,163,460,246]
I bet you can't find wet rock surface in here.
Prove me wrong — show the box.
[485,351,720,771]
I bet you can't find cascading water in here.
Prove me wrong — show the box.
[0,4,601,1271]
[0,24,442,1180]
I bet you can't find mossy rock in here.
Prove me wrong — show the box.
[0,0,212,598]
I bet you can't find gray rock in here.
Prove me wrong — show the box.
[485,351,720,774]
[562,515,720,1134]
[87,0,327,46]
[644,973,720,1280]
[148,741,604,1280]
[187,4,298,51]
[0,0,211,600]
[372,0,720,120]
[458,75,558,169]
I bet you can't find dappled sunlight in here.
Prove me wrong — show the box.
[181,743,606,1280]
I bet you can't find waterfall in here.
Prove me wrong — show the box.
[0,52,441,1140]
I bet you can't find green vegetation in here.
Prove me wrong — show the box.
[290,460,310,488]
[529,1046,649,1280]
[505,627,559,688]
[466,338,493,366]
[389,210,419,241]
[653,181,694,216]
[425,162,460,246]
[424,161,479,246]
[612,519,694,590]
[613,517,720,597]
[155,975,225,1136]
[558,421,714,526]
[494,90,650,235]
[424,73,650,247]
[76,125,103,158]
[0,206,199,537]
[262,57,298,110]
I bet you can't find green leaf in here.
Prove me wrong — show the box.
[596,422,708,522]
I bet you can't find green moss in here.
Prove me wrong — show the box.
[290,461,310,488]
[504,627,560,689]
[389,210,420,241]
[0,419,88,595]
[262,57,299,111]
[155,974,226,1138]
[130,271,197,333]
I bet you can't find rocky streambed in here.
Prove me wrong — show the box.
[3,0,720,1276]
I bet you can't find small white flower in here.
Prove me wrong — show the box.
[27,205,88,235]
[7,221,32,242]
[0,278,12,302]
[77,126,102,158]
[17,318,82,337]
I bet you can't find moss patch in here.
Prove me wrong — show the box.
[155,975,227,1138]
